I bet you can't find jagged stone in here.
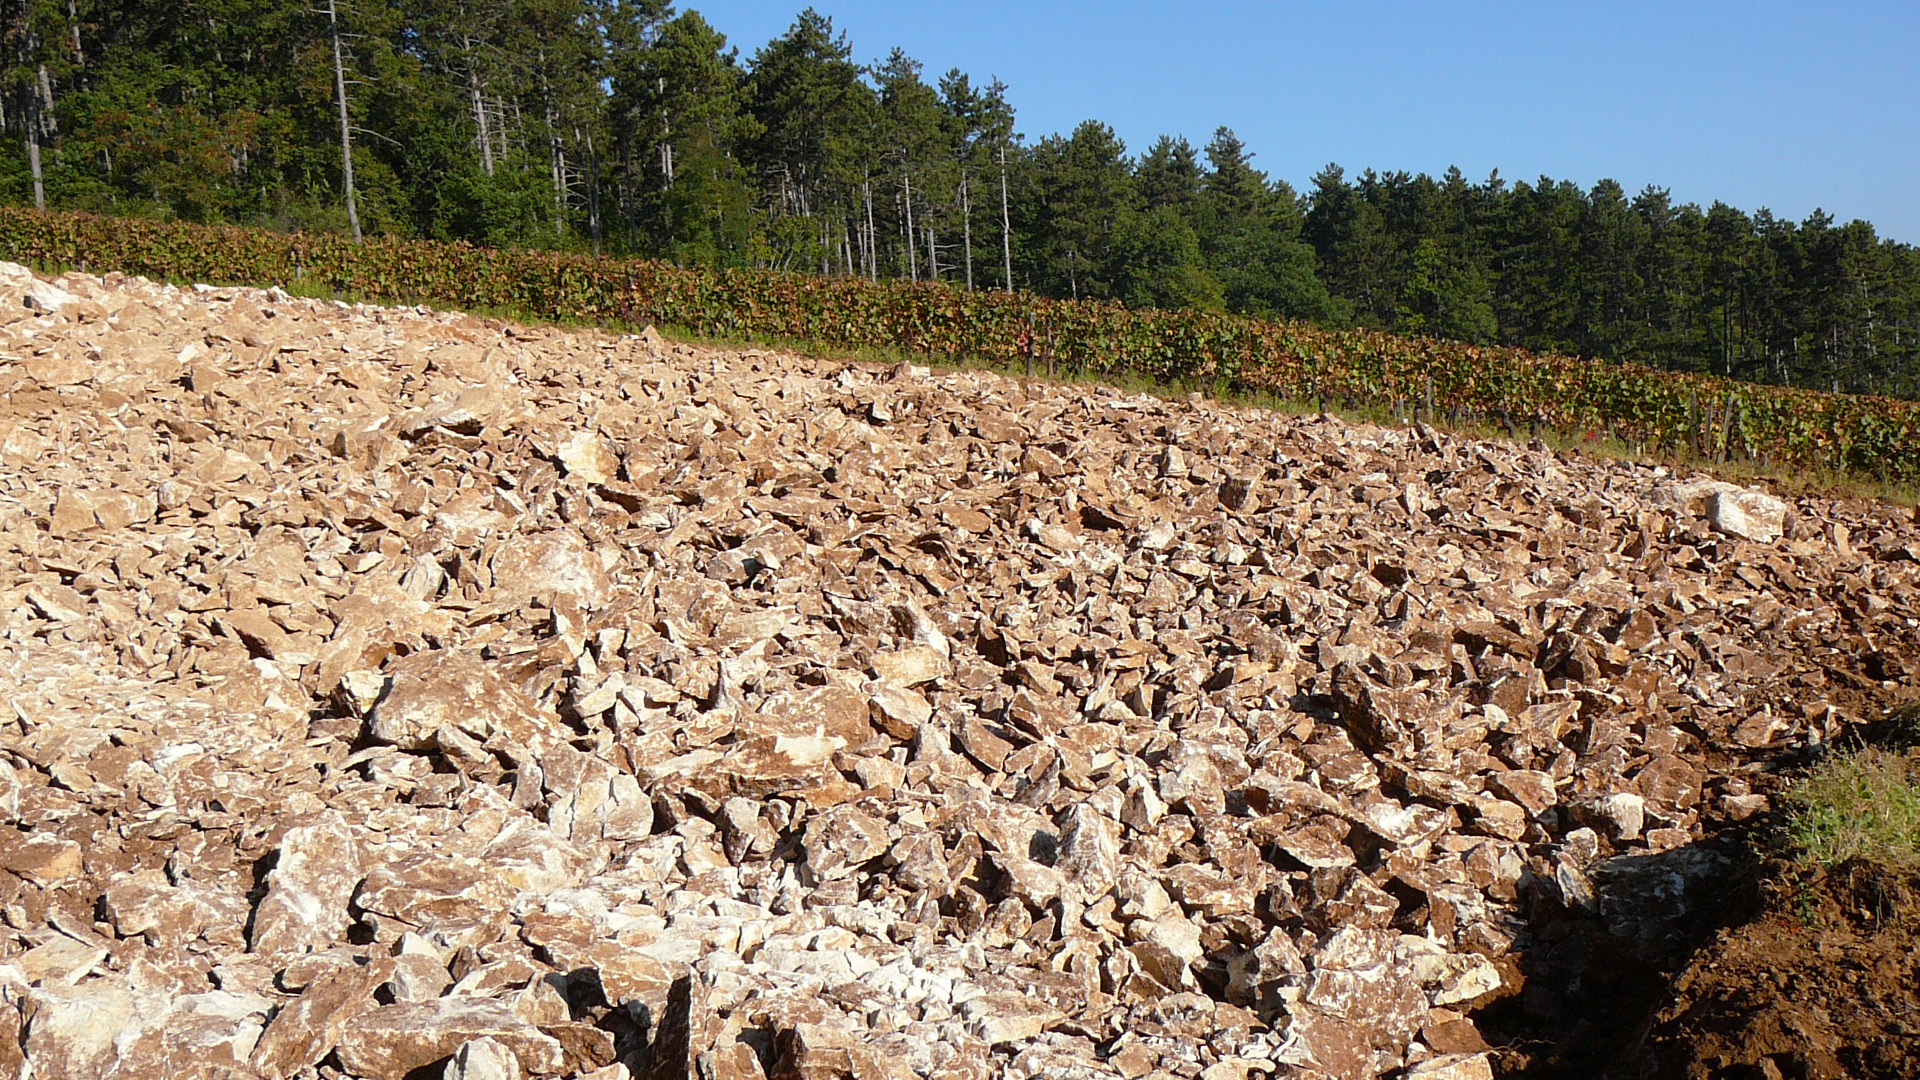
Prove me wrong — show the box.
[1707,488,1787,544]
[442,1036,525,1080]
[250,956,392,1077]
[334,998,568,1080]
[250,813,365,958]
[2,264,1914,1080]
[368,650,575,763]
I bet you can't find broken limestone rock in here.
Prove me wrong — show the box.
[368,650,574,762]
[250,813,365,958]
[2,264,1915,1080]
[1707,487,1787,544]
[334,998,567,1080]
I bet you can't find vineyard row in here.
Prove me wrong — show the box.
[4,208,1918,483]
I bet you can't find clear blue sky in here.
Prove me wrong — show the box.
[685,1,1920,243]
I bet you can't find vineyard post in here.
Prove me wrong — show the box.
[1728,390,1743,466]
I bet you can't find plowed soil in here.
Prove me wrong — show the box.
[1642,851,1920,1079]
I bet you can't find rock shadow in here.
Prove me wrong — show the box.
[1473,838,1763,1078]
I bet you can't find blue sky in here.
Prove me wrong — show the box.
[685,1,1920,242]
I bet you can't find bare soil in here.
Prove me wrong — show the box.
[1643,851,1920,1078]
[1476,742,1920,1080]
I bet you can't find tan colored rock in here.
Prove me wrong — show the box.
[389,952,455,1002]
[16,937,109,987]
[250,956,391,1078]
[802,804,892,881]
[368,649,575,761]
[443,1036,526,1080]
[870,683,933,735]
[4,261,81,313]
[400,385,512,437]
[958,992,1063,1045]
[872,645,951,687]
[23,977,274,1080]
[1487,770,1557,817]
[334,998,568,1080]
[545,753,654,845]
[0,831,82,885]
[1405,1052,1496,1080]
[750,684,876,748]
[1706,488,1787,544]
[558,429,620,484]
[250,813,365,958]
[1636,754,1704,812]
[1576,792,1646,841]
[102,869,247,949]
[489,531,612,608]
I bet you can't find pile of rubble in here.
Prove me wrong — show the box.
[2,261,1916,1080]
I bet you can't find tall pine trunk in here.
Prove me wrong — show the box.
[655,77,673,187]
[903,173,916,281]
[326,0,360,241]
[23,88,43,211]
[864,182,877,279]
[23,64,51,211]
[999,143,1013,292]
[961,170,973,290]
[537,57,564,238]
[582,125,601,255]
[461,35,493,175]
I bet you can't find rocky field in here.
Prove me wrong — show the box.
[1,262,1916,1080]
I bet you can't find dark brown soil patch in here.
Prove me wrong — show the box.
[1480,737,1920,1079]
[1640,857,1920,1080]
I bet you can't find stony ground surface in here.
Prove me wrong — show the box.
[1,261,1917,1080]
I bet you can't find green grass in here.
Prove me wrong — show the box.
[1781,747,1920,868]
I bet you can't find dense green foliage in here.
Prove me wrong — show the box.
[9,205,1920,486]
[1782,747,1920,868]
[4,2,1918,396]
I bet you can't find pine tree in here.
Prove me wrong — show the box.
[1195,128,1331,320]
[1023,120,1136,299]
[741,8,875,273]
[610,7,755,262]
[1136,135,1200,215]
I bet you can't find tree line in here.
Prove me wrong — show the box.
[6,1,1919,397]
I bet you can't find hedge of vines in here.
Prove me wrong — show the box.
[5,206,1918,483]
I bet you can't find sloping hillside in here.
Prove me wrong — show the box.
[1,263,1915,1080]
